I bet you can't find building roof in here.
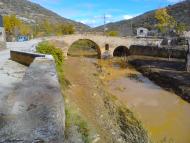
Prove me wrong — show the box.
[137,27,148,30]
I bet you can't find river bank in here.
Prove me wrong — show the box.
[104,58,190,143]
[129,56,190,103]
[63,56,150,143]
[63,55,190,143]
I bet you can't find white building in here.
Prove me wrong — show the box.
[183,31,190,38]
[0,15,6,48]
[137,27,149,37]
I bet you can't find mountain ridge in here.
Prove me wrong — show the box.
[93,0,190,36]
[0,0,90,31]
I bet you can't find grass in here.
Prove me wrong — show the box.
[65,104,91,143]
[96,59,152,143]
[36,41,91,143]
[103,95,151,143]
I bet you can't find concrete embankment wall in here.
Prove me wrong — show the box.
[10,50,46,66]
[0,51,65,142]
[129,45,187,59]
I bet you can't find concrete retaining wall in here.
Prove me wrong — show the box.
[10,50,46,66]
[129,45,187,59]
[0,51,65,142]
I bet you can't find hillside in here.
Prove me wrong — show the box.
[0,0,90,31]
[93,0,190,36]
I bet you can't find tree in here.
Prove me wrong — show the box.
[20,23,32,36]
[3,15,22,36]
[59,23,75,35]
[3,15,32,40]
[155,8,176,36]
[106,31,118,37]
[176,22,187,36]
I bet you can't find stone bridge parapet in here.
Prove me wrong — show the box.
[53,34,163,58]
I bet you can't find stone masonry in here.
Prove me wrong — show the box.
[54,34,162,58]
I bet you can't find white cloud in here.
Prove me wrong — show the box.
[167,0,184,3]
[80,19,97,27]
[123,14,139,20]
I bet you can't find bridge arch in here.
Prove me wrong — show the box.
[113,46,130,57]
[68,39,102,59]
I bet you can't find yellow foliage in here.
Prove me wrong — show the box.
[106,31,118,37]
[3,15,75,38]
[3,15,32,37]
[155,8,176,33]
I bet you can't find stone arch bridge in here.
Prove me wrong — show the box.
[53,34,162,58]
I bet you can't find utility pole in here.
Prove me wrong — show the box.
[186,39,190,72]
[130,20,133,36]
[103,14,106,36]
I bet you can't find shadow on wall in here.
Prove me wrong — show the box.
[129,45,187,59]
[113,46,130,57]
[68,39,102,59]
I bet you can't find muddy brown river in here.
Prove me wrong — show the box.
[102,59,190,143]
[64,56,190,143]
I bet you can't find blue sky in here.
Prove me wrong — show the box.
[30,0,182,27]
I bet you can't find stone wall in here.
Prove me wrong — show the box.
[0,51,65,142]
[129,45,187,59]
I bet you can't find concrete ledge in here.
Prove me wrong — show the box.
[0,54,65,142]
[10,50,46,66]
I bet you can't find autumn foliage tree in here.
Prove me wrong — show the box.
[3,15,32,40]
[155,8,187,36]
[34,20,75,37]
[155,8,176,36]
[3,15,75,40]
[106,31,118,37]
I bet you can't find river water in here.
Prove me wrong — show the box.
[100,59,190,143]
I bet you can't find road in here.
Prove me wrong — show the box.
[0,39,42,107]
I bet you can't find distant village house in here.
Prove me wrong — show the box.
[183,31,190,38]
[137,27,149,37]
[0,15,6,49]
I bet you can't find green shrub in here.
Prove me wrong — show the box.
[36,41,66,87]
[36,41,64,67]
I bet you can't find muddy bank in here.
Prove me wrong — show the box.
[104,58,190,143]
[63,57,150,143]
[129,56,190,103]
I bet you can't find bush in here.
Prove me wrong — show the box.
[106,31,119,37]
[36,41,64,67]
[36,41,68,88]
